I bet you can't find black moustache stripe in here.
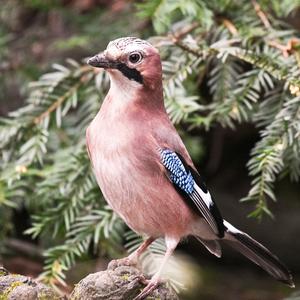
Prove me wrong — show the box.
[115,63,143,84]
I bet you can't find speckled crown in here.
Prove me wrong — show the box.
[107,37,151,51]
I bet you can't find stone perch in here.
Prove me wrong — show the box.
[0,267,61,300]
[0,264,179,300]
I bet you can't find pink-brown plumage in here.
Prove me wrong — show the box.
[86,37,294,298]
[86,37,201,241]
[86,91,201,239]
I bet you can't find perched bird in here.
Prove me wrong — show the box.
[86,37,294,299]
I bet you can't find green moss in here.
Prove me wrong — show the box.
[0,281,24,300]
[37,291,60,300]
[121,274,129,281]
[70,287,80,300]
[37,292,48,300]
[0,271,8,277]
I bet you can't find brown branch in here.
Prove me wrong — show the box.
[168,19,240,58]
[33,66,92,125]
[222,19,238,36]
[171,21,199,40]
[171,38,203,57]
[4,238,43,260]
[167,22,204,57]
[252,0,271,29]
[267,38,300,58]
[33,81,81,125]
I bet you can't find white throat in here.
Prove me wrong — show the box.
[108,70,142,103]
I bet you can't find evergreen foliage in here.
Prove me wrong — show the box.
[1,0,300,288]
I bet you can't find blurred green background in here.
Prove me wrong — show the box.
[0,1,300,299]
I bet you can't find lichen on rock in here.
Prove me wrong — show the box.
[70,262,179,300]
[0,268,61,300]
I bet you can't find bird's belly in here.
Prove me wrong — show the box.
[92,152,197,238]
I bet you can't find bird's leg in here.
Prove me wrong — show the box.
[127,236,155,265]
[134,237,179,300]
[109,237,154,270]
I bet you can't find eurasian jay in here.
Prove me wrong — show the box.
[86,37,294,299]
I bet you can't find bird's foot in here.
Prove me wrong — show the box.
[108,256,138,270]
[134,277,161,300]
[23,277,37,286]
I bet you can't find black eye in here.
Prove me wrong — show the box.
[129,52,142,64]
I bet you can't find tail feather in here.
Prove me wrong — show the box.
[223,220,294,288]
[196,237,222,258]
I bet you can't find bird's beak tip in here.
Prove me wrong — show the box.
[87,54,114,69]
[87,55,101,67]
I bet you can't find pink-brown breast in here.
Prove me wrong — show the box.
[86,100,199,239]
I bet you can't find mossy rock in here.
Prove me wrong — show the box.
[0,270,61,300]
[70,263,179,300]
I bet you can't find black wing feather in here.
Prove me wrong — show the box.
[160,149,225,237]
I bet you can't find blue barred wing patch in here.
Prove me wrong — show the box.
[160,149,195,194]
[160,148,225,238]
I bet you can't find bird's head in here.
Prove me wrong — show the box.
[87,37,162,92]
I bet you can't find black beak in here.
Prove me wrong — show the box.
[87,53,115,68]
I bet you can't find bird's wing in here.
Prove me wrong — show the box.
[160,148,225,238]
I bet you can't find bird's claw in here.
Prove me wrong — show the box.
[23,277,37,286]
[108,256,138,270]
[137,274,150,286]
[134,278,160,300]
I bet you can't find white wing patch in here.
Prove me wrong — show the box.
[194,184,213,208]
[223,220,240,234]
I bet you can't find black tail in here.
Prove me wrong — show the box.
[223,220,294,287]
